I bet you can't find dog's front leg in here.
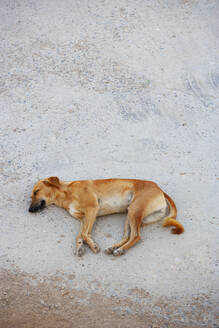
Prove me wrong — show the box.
[75,220,86,257]
[81,207,100,254]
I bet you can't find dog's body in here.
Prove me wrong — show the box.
[29,177,184,256]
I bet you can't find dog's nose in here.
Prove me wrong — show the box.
[29,206,34,212]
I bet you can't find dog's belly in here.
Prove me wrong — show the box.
[97,192,133,216]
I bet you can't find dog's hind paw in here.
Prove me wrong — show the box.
[104,247,114,255]
[75,246,86,257]
[113,248,125,256]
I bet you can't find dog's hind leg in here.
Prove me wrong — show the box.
[112,193,165,256]
[105,217,130,254]
[113,212,142,256]
[112,200,144,256]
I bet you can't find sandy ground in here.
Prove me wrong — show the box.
[0,0,219,327]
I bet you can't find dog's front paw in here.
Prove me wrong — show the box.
[93,243,100,254]
[75,246,86,257]
[104,247,114,255]
[113,248,125,256]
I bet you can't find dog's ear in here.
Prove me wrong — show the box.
[48,176,60,185]
[44,176,60,189]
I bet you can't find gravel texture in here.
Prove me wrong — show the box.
[0,0,219,327]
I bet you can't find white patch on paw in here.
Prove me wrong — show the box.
[104,247,114,255]
[113,249,125,256]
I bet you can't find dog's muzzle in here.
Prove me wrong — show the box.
[29,200,46,212]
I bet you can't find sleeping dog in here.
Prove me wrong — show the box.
[29,177,184,256]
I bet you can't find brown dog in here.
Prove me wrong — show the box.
[29,177,184,256]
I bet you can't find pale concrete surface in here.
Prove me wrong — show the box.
[0,0,219,327]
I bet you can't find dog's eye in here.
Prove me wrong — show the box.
[34,189,40,196]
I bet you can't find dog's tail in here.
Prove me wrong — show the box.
[162,192,184,234]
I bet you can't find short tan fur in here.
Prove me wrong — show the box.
[29,177,184,256]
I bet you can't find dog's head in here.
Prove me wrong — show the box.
[29,176,60,213]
